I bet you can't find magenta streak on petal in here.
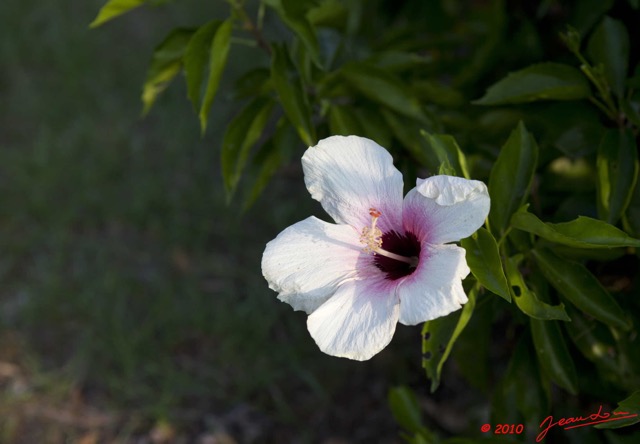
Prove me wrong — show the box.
[373,230,421,280]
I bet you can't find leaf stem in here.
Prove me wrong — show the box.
[227,0,272,55]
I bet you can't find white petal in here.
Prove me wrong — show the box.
[261,216,362,314]
[307,277,400,360]
[403,175,490,244]
[398,244,470,326]
[302,135,404,233]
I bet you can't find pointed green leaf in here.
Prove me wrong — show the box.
[327,105,363,136]
[90,0,146,28]
[595,390,640,429]
[531,248,630,330]
[221,97,274,198]
[460,228,510,302]
[271,43,316,146]
[420,131,470,179]
[531,318,579,394]
[488,121,539,237]
[184,20,221,113]
[597,129,639,224]
[587,16,630,98]
[199,19,233,134]
[504,254,570,321]
[474,62,590,105]
[341,62,425,122]
[422,286,477,392]
[511,205,640,248]
[141,28,194,115]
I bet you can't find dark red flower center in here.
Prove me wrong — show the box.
[374,230,421,280]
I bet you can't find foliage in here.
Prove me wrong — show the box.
[90,0,640,441]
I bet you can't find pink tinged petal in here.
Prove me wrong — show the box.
[261,216,363,314]
[403,175,490,244]
[307,277,400,360]
[302,135,404,233]
[397,244,470,326]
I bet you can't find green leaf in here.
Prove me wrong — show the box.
[327,105,363,136]
[460,228,510,302]
[530,318,579,394]
[264,0,322,68]
[531,248,630,330]
[271,43,316,146]
[587,16,630,98]
[474,62,591,105]
[388,386,426,435]
[141,28,194,115]
[184,20,220,113]
[488,121,539,237]
[597,129,639,224]
[511,205,640,248]
[504,254,570,321]
[341,62,425,122]
[199,19,233,134]
[422,286,477,392]
[242,119,296,211]
[221,97,275,199]
[595,390,640,429]
[89,0,146,28]
[420,131,470,179]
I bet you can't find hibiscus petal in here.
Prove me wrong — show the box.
[261,216,363,314]
[403,175,490,244]
[307,277,400,360]
[397,243,470,326]
[302,135,404,233]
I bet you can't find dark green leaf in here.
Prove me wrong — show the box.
[327,105,363,136]
[90,0,146,28]
[460,228,510,302]
[488,121,539,237]
[422,286,477,392]
[233,68,272,99]
[380,109,431,166]
[474,63,591,105]
[141,28,194,115]
[597,129,639,224]
[531,248,630,330]
[531,318,579,394]
[504,254,570,321]
[221,97,274,198]
[341,62,425,122]
[271,43,316,146]
[511,205,640,248]
[587,16,630,98]
[624,172,640,238]
[595,390,640,429]
[388,386,425,435]
[184,20,220,113]
[199,19,233,134]
[420,131,470,179]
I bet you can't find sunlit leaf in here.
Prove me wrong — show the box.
[474,63,591,105]
[422,286,477,392]
[141,28,194,115]
[531,318,579,394]
[199,19,233,134]
[587,16,630,98]
[221,97,275,199]
[597,129,639,224]
[511,205,640,248]
[488,121,539,237]
[531,248,630,330]
[420,131,470,179]
[504,254,570,321]
[90,0,146,28]
[460,228,510,302]
[271,43,316,146]
[184,20,221,113]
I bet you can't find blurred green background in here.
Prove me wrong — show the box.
[0,0,424,442]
